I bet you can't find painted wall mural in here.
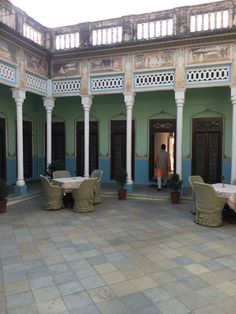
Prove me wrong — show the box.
[25,52,48,77]
[134,50,174,70]
[90,56,123,73]
[0,38,18,64]
[52,60,80,77]
[187,44,230,64]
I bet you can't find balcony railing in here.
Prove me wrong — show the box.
[0,0,235,51]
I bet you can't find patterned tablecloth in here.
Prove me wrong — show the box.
[212,183,236,212]
[53,176,86,192]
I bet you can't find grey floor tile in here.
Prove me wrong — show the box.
[63,292,93,310]
[6,291,34,310]
[59,281,84,296]
[119,292,153,311]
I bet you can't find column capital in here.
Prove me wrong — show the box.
[12,89,25,103]
[124,93,135,105]
[81,95,92,110]
[43,97,55,110]
[175,89,185,105]
[231,85,236,104]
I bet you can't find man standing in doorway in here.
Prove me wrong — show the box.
[154,144,170,191]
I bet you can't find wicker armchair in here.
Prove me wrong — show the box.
[188,175,204,214]
[40,175,64,210]
[72,178,97,212]
[193,182,227,227]
[53,170,71,179]
[90,170,103,204]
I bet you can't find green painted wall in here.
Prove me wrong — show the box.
[0,83,233,183]
[184,87,231,158]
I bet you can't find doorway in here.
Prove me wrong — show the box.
[192,117,223,183]
[110,120,134,180]
[45,122,65,166]
[76,121,98,176]
[0,118,6,179]
[23,121,32,178]
[149,119,176,181]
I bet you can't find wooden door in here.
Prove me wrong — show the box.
[192,117,222,183]
[0,118,6,179]
[149,119,176,181]
[52,122,65,164]
[23,121,32,178]
[110,120,134,180]
[76,121,98,176]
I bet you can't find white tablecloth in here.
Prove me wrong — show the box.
[53,176,86,191]
[212,183,236,212]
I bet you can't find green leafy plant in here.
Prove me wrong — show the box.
[0,179,10,201]
[46,160,65,179]
[115,168,127,189]
[168,173,183,192]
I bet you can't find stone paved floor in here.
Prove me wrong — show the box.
[1,195,236,314]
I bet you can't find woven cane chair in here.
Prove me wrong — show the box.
[72,178,97,212]
[193,182,227,227]
[188,175,204,214]
[90,170,103,204]
[52,170,71,179]
[40,175,64,210]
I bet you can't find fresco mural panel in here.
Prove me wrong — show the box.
[25,52,48,77]
[0,38,18,64]
[134,50,174,70]
[52,60,80,77]
[187,44,230,64]
[90,56,123,73]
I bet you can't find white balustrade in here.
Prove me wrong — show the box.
[190,10,229,32]
[134,71,175,88]
[25,73,47,94]
[91,75,124,92]
[137,19,173,40]
[186,66,230,84]
[92,27,122,46]
[55,32,80,50]
[0,61,16,85]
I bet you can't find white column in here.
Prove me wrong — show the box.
[124,93,135,185]
[175,89,185,178]
[82,96,92,178]
[43,98,55,167]
[12,89,26,187]
[231,86,236,183]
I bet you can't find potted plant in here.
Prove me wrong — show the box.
[46,160,65,179]
[168,173,183,204]
[115,168,127,200]
[0,179,10,213]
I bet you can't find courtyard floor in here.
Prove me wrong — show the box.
[1,187,236,314]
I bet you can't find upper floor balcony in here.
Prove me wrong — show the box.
[0,0,236,53]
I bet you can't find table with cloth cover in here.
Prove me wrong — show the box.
[212,183,236,212]
[53,176,87,193]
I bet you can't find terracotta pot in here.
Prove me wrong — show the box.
[0,199,7,213]
[118,189,127,200]
[170,191,180,204]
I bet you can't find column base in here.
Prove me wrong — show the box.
[14,185,28,196]
[126,183,134,192]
